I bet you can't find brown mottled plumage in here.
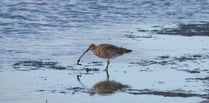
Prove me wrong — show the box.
[77,43,132,71]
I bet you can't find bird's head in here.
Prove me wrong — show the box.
[88,43,96,50]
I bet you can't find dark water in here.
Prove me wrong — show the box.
[1,0,209,103]
[1,0,209,35]
[1,0,209,63]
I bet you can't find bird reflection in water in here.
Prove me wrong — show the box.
[77,70,129,96]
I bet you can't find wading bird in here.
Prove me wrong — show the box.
[77,43,132,71]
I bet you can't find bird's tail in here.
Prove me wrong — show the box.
[120,48,132,54]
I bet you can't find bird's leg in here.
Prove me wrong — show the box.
[105,59,110,71]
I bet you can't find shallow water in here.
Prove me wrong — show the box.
[1,0,209,103]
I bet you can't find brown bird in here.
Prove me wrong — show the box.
[77,43,132,71]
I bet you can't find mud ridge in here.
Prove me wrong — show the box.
[13,60,66,71]
[125,89,209,99]
[186,76,209,81]
[130,54,209,66]
[154,23,209,36]
[124,34,153,39]
[41,87,209,99]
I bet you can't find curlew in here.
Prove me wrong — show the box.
[77,43,132,71]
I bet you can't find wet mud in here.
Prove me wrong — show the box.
[154,23,209,36]
[12,60,102,76]
[23,60,208,100]
[123,34,153,39]
[130,54,209,78]
[13,51,209,99]
[125,89,209,99]
[35,71,209,99]
[9,25,209,102]
[187,76,209,81]
[10,55,209,103]
[130,53,209,66]
[13,60,67,71]
[36,85,209,99]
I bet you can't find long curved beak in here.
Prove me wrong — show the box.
[77,48,89,65]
